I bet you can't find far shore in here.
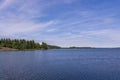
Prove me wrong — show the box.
[0,47,18,51]
[0,47,120,51]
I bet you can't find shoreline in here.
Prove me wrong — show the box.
[0,47,18,51]
[0,47,120,51]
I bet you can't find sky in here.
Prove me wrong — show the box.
[0,0,120,47]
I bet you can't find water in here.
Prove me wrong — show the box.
[0,49,120,80]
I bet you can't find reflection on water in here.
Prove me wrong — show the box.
[0,49,120,80]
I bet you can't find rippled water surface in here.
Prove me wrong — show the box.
[0,49,120,80]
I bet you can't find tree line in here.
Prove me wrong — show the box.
[0,38,60,50]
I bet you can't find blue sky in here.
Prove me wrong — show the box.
[0,0,120,47]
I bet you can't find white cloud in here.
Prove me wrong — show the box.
[0,20,57,35]
[46,29,57,32]
[0,0,13,10]
[63,0,75,4]
[81,29,120,41]
[44,29,120,47]
[0,0,59,35]
[103,18,114,23]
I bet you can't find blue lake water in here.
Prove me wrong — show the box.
[0,49,120,80]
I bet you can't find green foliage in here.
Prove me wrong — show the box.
[48,45,61,49]
[41,42,48,50]
[0,38,42,50]
[0,38,61,50]
[0,45,2,49]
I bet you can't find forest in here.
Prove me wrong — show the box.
[0,38,60,50]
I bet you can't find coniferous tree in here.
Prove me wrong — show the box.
[0,38,60,50]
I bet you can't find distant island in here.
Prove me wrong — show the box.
[69,46,94,49]
[0,38,60,50]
